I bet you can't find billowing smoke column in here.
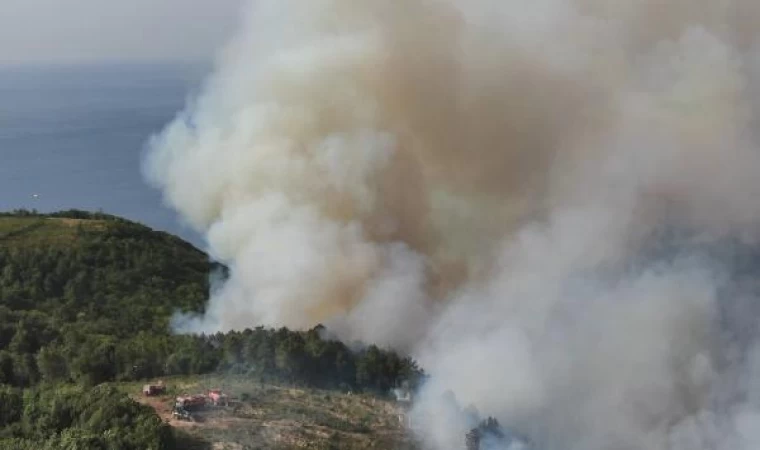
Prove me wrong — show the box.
[145,0,760,449]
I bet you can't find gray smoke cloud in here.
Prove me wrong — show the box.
[144,1,760,449]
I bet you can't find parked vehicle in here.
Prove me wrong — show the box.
[142,382,166,396]
[172,406,193,422]
[208,389,229,406]
[175,394,207,410]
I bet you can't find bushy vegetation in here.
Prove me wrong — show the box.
[465,417,534,450]
[466,417,506,450]
[0,210,423,449]
[0,384,174,449]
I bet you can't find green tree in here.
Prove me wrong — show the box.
[36,346,69,383]
[275,333,308,382]
[0,384,22,426]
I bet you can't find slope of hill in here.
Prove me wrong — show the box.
[126,376,418,450]
[0,214,209,316]
[0,210,422,450]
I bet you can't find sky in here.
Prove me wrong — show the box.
[0,0,245,65]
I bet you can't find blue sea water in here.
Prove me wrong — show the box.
[0,63,206,247]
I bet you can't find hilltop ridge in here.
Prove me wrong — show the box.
[0,208,203,252]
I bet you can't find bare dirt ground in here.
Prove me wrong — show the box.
[130,377,417,450]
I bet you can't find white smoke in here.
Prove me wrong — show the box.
[144,1,760,449]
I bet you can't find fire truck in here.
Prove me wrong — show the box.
[142,381,166,396]
[208,389,229,406]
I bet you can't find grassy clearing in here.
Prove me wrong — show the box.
[0,216,107,247]
[118,375,418,450]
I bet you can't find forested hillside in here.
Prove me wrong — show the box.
[0,210,422,449]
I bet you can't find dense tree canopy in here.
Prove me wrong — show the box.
[0,210,424,449]
[0,384,174,449]
[0,209,211,386]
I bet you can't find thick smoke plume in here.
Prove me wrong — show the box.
[145,1,760,449]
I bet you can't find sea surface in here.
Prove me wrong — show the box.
[0,63,206,247]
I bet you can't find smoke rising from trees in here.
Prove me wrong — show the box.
[145,1,760,448]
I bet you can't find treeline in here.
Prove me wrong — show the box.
[0,384,173,449]
[0,208,127,222]
[0,209,42,218]
[0,313,422,394]
[210,325,423,392]
[0,211,423,392]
